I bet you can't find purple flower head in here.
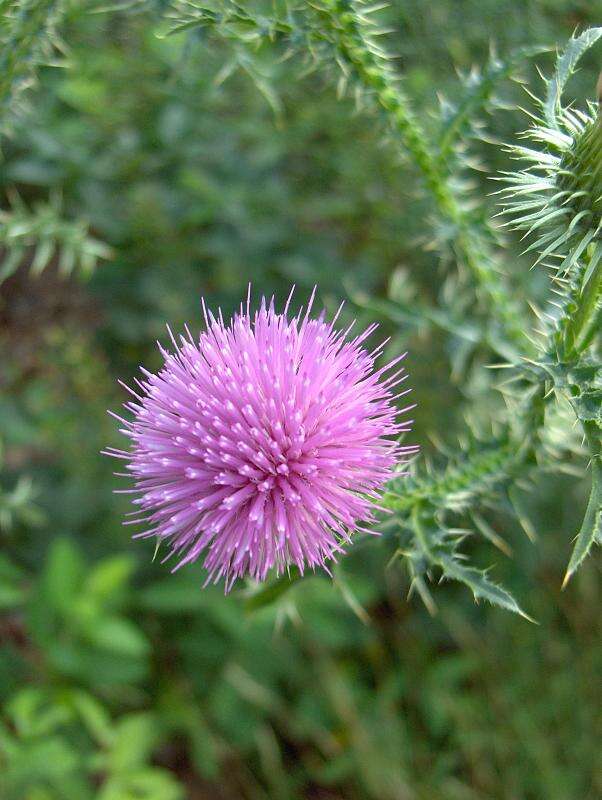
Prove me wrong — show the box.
[106,288,416,589]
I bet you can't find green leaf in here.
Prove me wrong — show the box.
[85,616,149,658]
[107,713,159,772]
[244,568,305,611]
[0,194,112,284]
[98,768,184,800]
[85,555,135,607]
[69,690,113,747]
[0,554,26,609]
[563,455,602,587]
[7,688,72,738]
[188,713,219,780]
[0,584,26,609]
[42,537,84,614]
[411,508,533,620]
[438,45,546,163]
[0,736,86,798]
[137,573,210,613]
[544,27,602,128]
[437,552,534,621]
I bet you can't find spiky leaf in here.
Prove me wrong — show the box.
[544,27,602,129]
[563,455,602,587]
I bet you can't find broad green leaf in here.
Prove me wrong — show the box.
[85,555,135,607]
[107,713,159,772]
[42,537,84,614]
[85,616,149,658]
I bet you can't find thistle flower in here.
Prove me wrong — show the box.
[105,289,416,589]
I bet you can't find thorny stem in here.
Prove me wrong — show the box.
[410,504,434,559]
[328,0,529,354]
[383,384,545,518]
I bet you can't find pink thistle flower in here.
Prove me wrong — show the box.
[105,288,416,589]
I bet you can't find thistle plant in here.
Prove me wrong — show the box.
[102,2,599,616]
[3,5,602,798]
[1,0,600,617]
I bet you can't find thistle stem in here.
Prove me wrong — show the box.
[329,0,528,353]
[558,243,602,360]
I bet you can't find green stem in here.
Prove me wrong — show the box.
[576,302,602,353]
[570,248,602,356]
[410,504,435,559]
[555,243,602,360]
[329,0,527,353]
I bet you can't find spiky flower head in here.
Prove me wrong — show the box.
[497,33,602,276]
[106,289,415,589]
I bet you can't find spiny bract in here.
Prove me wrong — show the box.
[105,289,416,589]
[497,59,602,276]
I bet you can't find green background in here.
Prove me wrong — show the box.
[0,2,600,798]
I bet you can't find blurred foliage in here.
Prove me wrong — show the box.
[0,0,601,797]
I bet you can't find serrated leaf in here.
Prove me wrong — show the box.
[563,457,602,587]
[438,45,545,162]
[544,28,602,129]
[437,552,533,620]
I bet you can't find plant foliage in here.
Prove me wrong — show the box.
[0,1,600,797]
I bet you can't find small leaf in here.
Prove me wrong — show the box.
[563,457,602,587]
[98,768,184,800]
[108,713,159,772]
[69,690,113,747]
[85,555,134,607]
[438,45,546,162]
[544,28,602,128]
[86,616,149,658]
[0,554,26,609]
[7,688,72,738]
[42,537,84,614]
[437,552,534,621]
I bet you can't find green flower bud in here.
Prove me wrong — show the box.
[557,105,602,225]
